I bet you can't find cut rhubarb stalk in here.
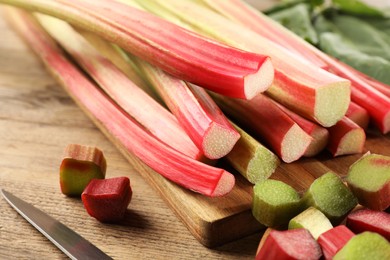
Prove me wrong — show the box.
[198,0,390,133]
[345,102,370,130]
[317,225,355,260]
[81,177,132,223]
[289,207,333,239]
[212,93,312,163]
[256,228,323,260]
[333,232,390,260]
[132,56,240,160]
[59,144,106,197]
[6,8,235,197]
[35,15,204,161]
[0,0,273,100]
[225,122,280,184]
[140,0,351,127]
[346,209,390,240]
[302,172,358,224]
[326,117,366,157]
[347,153,390,210]
[202,0,328,69]
[252,179,302,227]
[256,228,272,256]
[276,103,329,157]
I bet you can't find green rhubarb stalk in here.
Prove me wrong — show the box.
[138,0,351,127]
[35,14,205,161]
[226,122,280,184]
[5,8,235,197]
[0,0,274,100]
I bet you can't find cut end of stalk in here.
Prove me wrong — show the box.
[212,170,235,197]
[304,127,329,157]
[244,57,274,99]
[203,123,240,159]
[281,124,312,163]
[382,111,390,134]
[315,82,351,127]
[333,128,366,157]
[247,147,280,184]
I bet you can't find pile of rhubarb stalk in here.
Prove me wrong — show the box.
[1,0,389,257]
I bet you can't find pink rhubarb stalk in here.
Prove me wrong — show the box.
[133,57,240,160]
[276,104,329,157]
[0,0,273,100]
[35,15,204,161]
[317,225,355,260]
[346,209,390,240]
[345,102,370,130]
[212,93,312,163]
[326,117,366,157]
[6,8,234,197]
[140,0,351,127]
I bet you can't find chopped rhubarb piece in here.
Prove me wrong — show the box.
[35,15,204,162]
[347,153,390,210]
[333,232,390,260]
[326,117,366,157]
[212,93,312,163]
[60,144,106,197]
[226,122,280,184]
[0,0,273,100]
[82,177,132,223]
[318,225,355,260]
[256,228,322,260]
[302,172,358,224]
[6,9,235,197]
[142,0,351,127]
[276,103,329,157]
[345,102,370,130]
[289,207,333,239]
[346,209,390,240]
[252,179,302,227]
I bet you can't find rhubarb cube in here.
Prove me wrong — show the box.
[317,225,355,260]
[60,144,106,196]
[252,179,302,227]
[82,177,132,223]
[347,153,390,210]
[346,209,390,240]
[333,232,390,260]
[256,228,322,260]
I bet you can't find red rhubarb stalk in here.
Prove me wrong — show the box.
[6,8,235,197]
[139,0,351,127]
[212,93,312,163]
[35,15,204,161]
[201,0,328,69]
[326,117,366,157]
[345,102,370,130]
[132,57,240,160]
[0,0,273,100]
[276,104,329,157]
[317,225,355,260]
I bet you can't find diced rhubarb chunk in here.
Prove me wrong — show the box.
[346,209,390,241]
[82,177,132,223]
[60,144,106,196]
[318,225,355,260]
[256,228,322,260]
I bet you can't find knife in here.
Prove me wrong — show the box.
[1,189,112,260]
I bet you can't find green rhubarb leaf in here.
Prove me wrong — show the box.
[252,179,302,227]
[332,0,390,17]
[302,172,358,223]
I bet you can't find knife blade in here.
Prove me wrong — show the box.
[1,189,112,260]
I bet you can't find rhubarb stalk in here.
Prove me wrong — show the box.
[5,8,235,197]
[138,0,351,127]
[0,0,274,100]
[35,14,204,161]
[212,93,312,163]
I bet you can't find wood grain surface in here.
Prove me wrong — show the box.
[1,2,390,259]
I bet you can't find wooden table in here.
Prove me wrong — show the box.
[0,12,262,259]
